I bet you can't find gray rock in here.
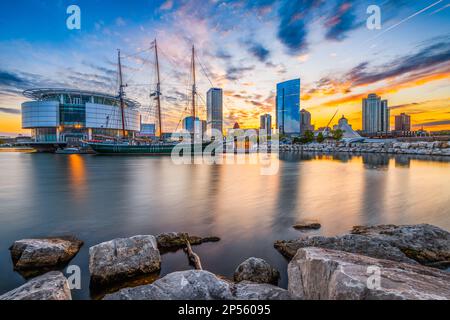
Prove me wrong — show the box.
[156,232,220,251]
[104,270,233,300]
[293,222,321,230]
[10,236,83,275]
[104,270,291,300]
[234,258,280,284]
[233,282,293,300]
[351,224,450,268]
[0,271,71,300]
[89,235,161,287]
[288,247,450,300]
[276,224,450,269]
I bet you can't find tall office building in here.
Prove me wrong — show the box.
[183,116,200,133]
[276,79,300,135]
[260,114,272,135]
[395,113,411,131]
[362,94,390,134]
[300,109,314,134]
[207,88,223,134]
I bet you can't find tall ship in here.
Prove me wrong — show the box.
[86,41,209,155]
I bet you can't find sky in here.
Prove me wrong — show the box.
[0,0,449,136]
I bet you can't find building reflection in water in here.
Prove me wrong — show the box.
[395,155,411,168]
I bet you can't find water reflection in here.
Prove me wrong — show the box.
[67,155,87,201]
[0,151,449,300]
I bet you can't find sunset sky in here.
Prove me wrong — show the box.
[0,0,449,136]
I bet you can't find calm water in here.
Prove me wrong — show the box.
[0,151,449,299]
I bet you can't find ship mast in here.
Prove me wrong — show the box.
[117,49,127,138]
[191,45,196,134]
[154,39,163,140]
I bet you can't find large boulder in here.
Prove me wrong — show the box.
[233,282,293,300]
[104,270,292,300]
[156,232,220,252]
[275,224,450,269]
[0,271,71,300]
[10,236,83,276]
[234,258,280,284]
[89,235,161,287]
[104,270,233,300]
[288,247,450,300]
[351,224,450,268]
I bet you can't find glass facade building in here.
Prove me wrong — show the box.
[276,79,300,135]
[362,94,390,134]
[22,89,141,143]
[207,88,223,134]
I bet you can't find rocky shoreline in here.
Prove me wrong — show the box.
[280,141,450,156]
[1,224,449,300]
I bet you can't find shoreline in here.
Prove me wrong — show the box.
[280,141,450,157]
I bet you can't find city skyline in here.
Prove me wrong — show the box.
[0,0,449,136]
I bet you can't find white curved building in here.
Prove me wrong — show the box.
[22,88,141,145]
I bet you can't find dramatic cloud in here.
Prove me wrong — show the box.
[247,43,270,62]
[414,120,450,127]
[0,107,20,114]
[276,0,318,54]
[225,66,255,81]
[324,1,359,41]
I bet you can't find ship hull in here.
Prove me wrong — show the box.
[87,142,210,155]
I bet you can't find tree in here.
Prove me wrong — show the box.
[300,130,314,144]
[317,132,325,143]
[332,129,344,141]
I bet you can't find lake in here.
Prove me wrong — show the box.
[0,151,449,299]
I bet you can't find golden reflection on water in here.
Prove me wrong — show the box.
[67,154,87,200]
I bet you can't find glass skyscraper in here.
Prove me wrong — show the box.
[207,88,223,134]
[362,94,390,134]
[276,79,300,135]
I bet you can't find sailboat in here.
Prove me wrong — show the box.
[87,41,209,155]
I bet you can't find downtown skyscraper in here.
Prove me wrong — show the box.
[276,79,300,135]
[362,94,390,134]
[260,114,272,135]
[207,88,223,134]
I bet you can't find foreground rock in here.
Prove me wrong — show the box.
[233,282,293,300]
[293,222,321,230]
[104,270,292,300]
[234,258,280,285]
[0,271,71,300]
[288,247,450,300]
[10,236,83,276]
[275,224,450,269]
[89,235,161,287]
[156,232,220,251]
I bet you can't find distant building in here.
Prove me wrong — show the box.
[260,114,272,135]
[139,123,156,137]
[395,113,411,131]
[276,79,300,135]
[333,115,363,141]
[183,116,200,133]
[21,88,140,150]
[207,88,223,134]
[300,109,314,134]
[201,120,207,134]
[362,94,390,134]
